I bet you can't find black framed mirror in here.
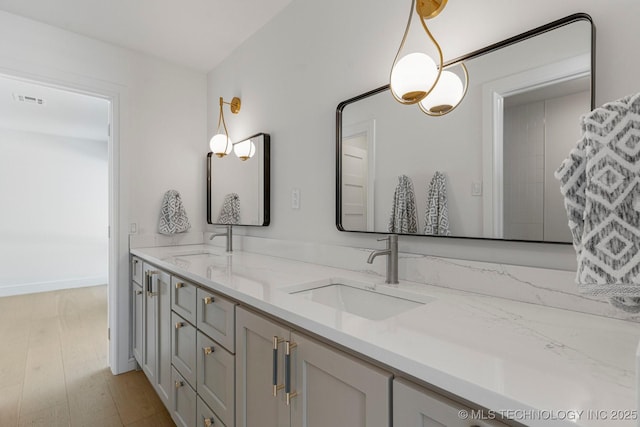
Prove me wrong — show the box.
[207,133,270,226]
[336,14,594,243]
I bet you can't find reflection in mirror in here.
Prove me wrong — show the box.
[207,133,270,226]
[337,14,593,243]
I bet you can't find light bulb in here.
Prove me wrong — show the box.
[210,133,232,157]
[390,52,439,104]
[234,139,256,161]
[419,70,464,115]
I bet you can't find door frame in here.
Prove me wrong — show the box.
[0,66,132,374]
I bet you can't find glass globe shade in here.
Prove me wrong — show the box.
[234,139,256,161]
[390,52,438,103]
[210,133,232,157]
[419,70,464,114]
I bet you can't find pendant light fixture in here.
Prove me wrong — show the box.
[390,0,468,116]
[233,138,256,161]
[210,96,241,158]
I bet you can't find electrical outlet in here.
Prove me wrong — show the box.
[291,188,300,209]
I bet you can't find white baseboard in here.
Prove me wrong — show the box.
[0,276,107,297]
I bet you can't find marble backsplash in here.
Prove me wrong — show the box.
[130,233,640,323]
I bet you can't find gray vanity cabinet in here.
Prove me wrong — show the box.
[172,277,197,324]
[197,330,235,427]
[131,256,144,365]
[236,307,391,427]
[197,396,226,427]
[197,288,236,352]
[172,366,197,427]
[172,311,197,387]
[142,264,172,409]
[393,378,509,427]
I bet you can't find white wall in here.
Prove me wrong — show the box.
[207,0,640,270]
[0,128,108,295]
[0,10,207,373]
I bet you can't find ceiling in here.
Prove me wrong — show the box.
[0,0,294,72]
[0,76,110,141]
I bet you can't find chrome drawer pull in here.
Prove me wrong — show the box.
[203,346,214,355]
[203,296,214,305]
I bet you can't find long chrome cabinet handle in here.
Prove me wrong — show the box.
[146,270,159,296]
[285,340,298,405]
[272,336,285,396]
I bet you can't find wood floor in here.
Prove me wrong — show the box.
[0,285,174,427]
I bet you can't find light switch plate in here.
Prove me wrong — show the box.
[291,188,300,209]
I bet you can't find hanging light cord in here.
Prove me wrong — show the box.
[390,0,445,103]
[217,97,231,153]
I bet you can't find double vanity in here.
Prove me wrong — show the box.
[130,242,640,427]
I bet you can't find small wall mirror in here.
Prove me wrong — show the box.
[337,14,593,243]
[207,133,270,226]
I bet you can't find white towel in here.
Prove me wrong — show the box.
[158,190,191,235]
[555,93,640,313]
[388,175,418,234]
[217,193,241,224]
[424,171,451,236]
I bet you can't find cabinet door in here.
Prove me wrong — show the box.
[156,268,172,408]
[143,265,172,409]
[290,332,391,427]
[197,396,226,427]
[197,288,236,352]
[236,307,290,427]
[132,281,144,364]
[393,378,508,427]
[172,367,197,427]
[197,331,235,427]
[172,312,197,388]
[142,265,157,383]
[172,276,197,325]
[131,256,143,285]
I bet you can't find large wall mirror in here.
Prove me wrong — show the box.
[208,133,270,226]
[337,14,594,243]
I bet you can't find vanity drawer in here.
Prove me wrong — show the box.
[197,396,226,427]
[197,331,235,427]
[172,367,197,427]
[172,312,197,388]
[131,256,143,285]
[172,276,197,324]
[197,288,236,352]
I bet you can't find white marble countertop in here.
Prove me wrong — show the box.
[131,244,640,427]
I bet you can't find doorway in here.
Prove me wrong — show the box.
[0,75,113,359]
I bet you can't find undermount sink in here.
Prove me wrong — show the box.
[284,279,434,321]
[164,248,222,259]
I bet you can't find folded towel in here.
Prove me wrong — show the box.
[424,171,451,236]
[555,92,640,312]
[217,193,241,224]
[388,175,418,233]
[158,190,191,235]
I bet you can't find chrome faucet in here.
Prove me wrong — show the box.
[209,225,233,252]
[367,234,399,284]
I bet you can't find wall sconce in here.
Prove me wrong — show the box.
[390,0,468,116]
[233,138,256,161]
[210,96,241,158]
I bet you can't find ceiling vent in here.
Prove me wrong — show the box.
[12,93,46,105]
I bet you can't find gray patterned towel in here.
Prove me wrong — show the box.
[217,193,241,224]
[388,175,417,233]
[555,93,640,313]
[158,190,191,235]
[424,171,451,236]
